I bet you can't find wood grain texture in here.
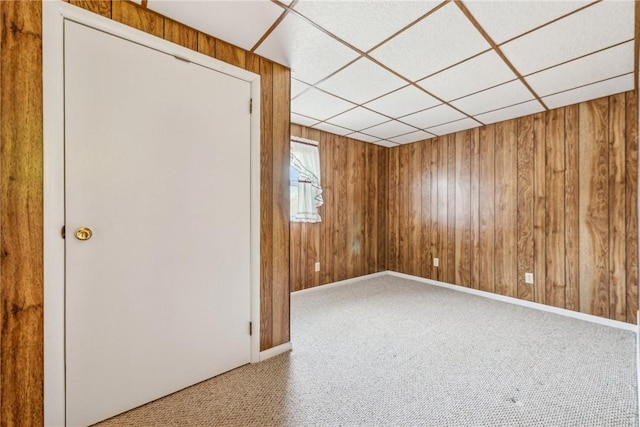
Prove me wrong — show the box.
[197,32,216,57]
[478,125,495,293]
[381,92,636,323]
[608,93,627,321]
[626,91,639,324]
[0,1,44,424]
[545,108,566,308]
[215,39,245,69]
[494,120,517,298]
[163,19,197,50]
[271,62,290,347]
[579,98,610,317]
[564,104,580,311]
[69,0,111,17]
[516,115,534,301]
[112,0,163,38]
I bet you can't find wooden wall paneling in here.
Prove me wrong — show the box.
[564,104,580,311]
[608,93,627,321]
[446,135,457,284]
[335,135,349,282]
[545,108,567,308]
[409,143,422,277]
[469,128,481,289]
[307,128,322,288]
[69,0,111,18]
[478,125,495,292]
[532,112,547,304]
[437,138,449,281]
[454,131,472,287]
[271,62,290,346]
[289,222,301,292]
[364,145,376,274]
[321,132,334,285]
[494,120,518,298]
[388,148,399,272]
[429,139,440,279]
[112,1,163,38]
[163,19,197,50]
[215,39,246,69]
[258,58,274,350]
[516,115,535,301]
[625,91,639,324]
[397,146,408,274]
[0,1,44,424]
[579,97,610,317]
[197,32,216,57]
[420,140,432,279]
[377,146,389,272]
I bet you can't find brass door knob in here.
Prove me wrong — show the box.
[75,227,93,241]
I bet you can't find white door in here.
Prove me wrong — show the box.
[64,20,252,427]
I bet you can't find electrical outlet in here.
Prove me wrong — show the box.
[314,262,320,272]
[433,258,439,267]
[525,272,534,284]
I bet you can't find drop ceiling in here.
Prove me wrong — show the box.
[146,0,637,147]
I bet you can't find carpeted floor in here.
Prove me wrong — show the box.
[95,275,638,426]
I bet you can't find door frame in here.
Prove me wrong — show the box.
[42,2,261,425]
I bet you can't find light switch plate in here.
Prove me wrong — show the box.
[525,272,534,284]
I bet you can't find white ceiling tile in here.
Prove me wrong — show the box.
[525,42,634,97]
[372,140,401,148]
[348,132,381,144]
[147,0,282,51]
[474,100,545,125]
[255,13,360,84]
[291,79,312,98]
[364,85,440,118]
[418,50,517,101]
[427,118,482,136]
[311,122,353,136]
[369,2,490,81]
[291,88,356,121]
[291,113,320,128]
[501,1,634,75]
[293,0,440,52]
[451,80,533,116]
[542,73,635,110]
[326,107,389,131]
[361,120,418,139]
[317,58,407,105]
[389,130,434,145]
[464,1,591,45]
[399,104,465,129]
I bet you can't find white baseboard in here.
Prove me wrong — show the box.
[259,342,292,362]
[388,271,637,332]
[292,271,388,296]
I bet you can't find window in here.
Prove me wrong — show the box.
[290,137,323,223]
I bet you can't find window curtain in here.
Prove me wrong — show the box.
[290,136,323,222]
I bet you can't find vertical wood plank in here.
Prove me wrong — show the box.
[608,93,627,321]
[0,1,44,424]
[163,19,197,50]
[455,131,471,287]
[112,1,163,37]
[258,59,273,350]
[579,97,610,317]
[271,62,290,346]
[321,132,334,285]
[446,136,457,284]
[533,112,547,305]
[197,32,216,57]
[420,140,431,279]
[494,120,518,298]
[409,143,422,277]
[545,108,566,308]
[388,148,399,272]
[215,39,246,69]
[335,135,349,281]
[564,104,580,311]
[516,115,534,301]
[469,128,481,289]
[377,146,389,272]
[478,125,495,293]
[625,90,639,324]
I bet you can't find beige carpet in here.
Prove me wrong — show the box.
[95,275,638,426]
